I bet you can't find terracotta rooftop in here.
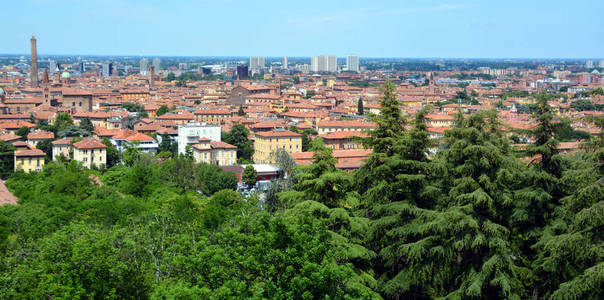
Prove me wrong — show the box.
[0,134,21,142]
[210,141,237,149]
[52,137,73,145]
[255,130,302,138]
[15,149,46,157]
[62,88,93,96]
[317,120,377,128]
[194,109,231,115]
[318,130,367,139]
[27,130,54,140]
[157,113,195,120]
[251,121,287,129]
[73,138,107,149]
[125,132,155,142]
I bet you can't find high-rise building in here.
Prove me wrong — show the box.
[599,60,604,68]
[178,63,188,71]
[311,56,319,72]
[79,62,85,73]
[311,55,337,72]
[30,36,39,87]
[237,65,249,79]
[586,60,594,68]
[49,60,57,75]
[347,55,360,73]
[140,58,149,75]
[327,55,337,72]
[249,57,265,71]
[283,56,288,69]
[152,58,161,74]
[102,62,112,77]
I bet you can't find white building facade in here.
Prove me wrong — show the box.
[177,122,221,154]
[347,55,359,72]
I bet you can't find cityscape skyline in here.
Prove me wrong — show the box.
[2,0,602,58]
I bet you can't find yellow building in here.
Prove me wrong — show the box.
[192,139,237,166]
[51,137,73,160]
[253,130,302,164]
[192,139,212,164]
[210,141,237,166]
[120,89,150,101]
[14,149,45,173]
[194,109,232,125]
[73,138,107,168]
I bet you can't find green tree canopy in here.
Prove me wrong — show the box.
[222,124,253,160]
[16,126,30,140]
[79,117,94,132]
[156,105,170,117]
[53,113,74,133]
[242,165,257,187]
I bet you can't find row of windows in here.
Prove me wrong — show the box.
[266,137,301,143]
[17,158,42,167]
[262,144,299,151]
[81,149,105,154]
[82,156,103,162]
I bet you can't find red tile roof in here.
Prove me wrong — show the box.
[251,121,287,129]
[0,121,36,129]
[73,138,107,149]
[0,134,21,142]
[194,109,231,115]
[318,130,367,139]
[52,137,73,145]
[156,112,194,120]
[317,120,376,128]
[15,149,46,157]
[255,130,302,138]
[27,130,54,140]
[210,141,237,149]
[62,88,93,96]
[125,132,155,142]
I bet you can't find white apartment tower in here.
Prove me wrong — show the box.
[249,56,266,71]
[311,55,337,72]
[347,55,359,72]
[585,60,594,68]
[140,58,149,76]
[152,58,161,74]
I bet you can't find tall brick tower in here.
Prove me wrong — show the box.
[148,65,155,88]
[30,36,39,88]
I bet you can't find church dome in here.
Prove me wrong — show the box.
[61,70,71,79]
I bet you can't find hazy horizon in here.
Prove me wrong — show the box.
[1,53,602,61]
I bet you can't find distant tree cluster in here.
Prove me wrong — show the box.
[121,102,149,118]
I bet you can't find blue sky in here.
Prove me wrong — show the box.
[2,0,603,58]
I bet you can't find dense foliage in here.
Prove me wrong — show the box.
[222,124,254,160]
[0,80,601,298]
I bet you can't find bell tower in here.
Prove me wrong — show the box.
[43,70,50,105]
